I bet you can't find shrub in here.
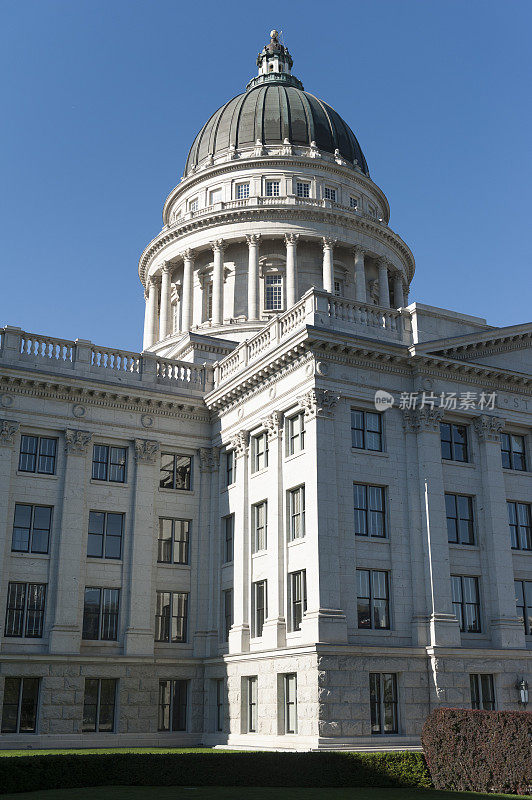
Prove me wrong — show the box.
[0,750,431,794]
[422,708,532,795]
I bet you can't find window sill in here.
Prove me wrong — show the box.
[251,551,267,559]
[355,628,393,635]
[10,551,50,560]
[442,459,475,469]
[511,549,532,555]
[250,468,268,479]
[90,479,129,488]
[15,471,58,480]
[287,537,306,548]
[221,560,234,567]
[158,488,195,495]
[86,558,123,563]
[355,535,389,543]
[448,543,480,551]
[351,448,388,458]
[156,562,191,570]
[81,640,119,647]
[503,468,532,476]
[284,451,305,463]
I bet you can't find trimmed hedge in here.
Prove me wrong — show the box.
[0,751,431,794]
[422,708,532,795]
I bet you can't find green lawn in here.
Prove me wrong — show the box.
[0,748,215,757]
[0,788,528,800]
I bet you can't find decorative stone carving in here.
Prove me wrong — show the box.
[322,236,337,249]
[198,447,220,472]
[72,404,86,418]
[284,233,299,246]
[65,429,93,455]
[230,429,250,457]
[307,140,320,158]
[353,245,366,258]
[281,138,293,155]
[0,419,19,447]
[182,247,195,261]
[297,389,340,419]
[473,414,504,443]
[212,239,225,254]
[368,279,379,304]
[134,439,159,464]
[254,139,266,157]
[401,406,444,434]
[245,233,261,246]
[261,411,283,440]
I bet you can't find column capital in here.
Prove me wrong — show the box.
[198,446,221,472]
[0,419,19,447]
[134,438,159,464]
[182,248,195,262]
[245,234,261,246]
[377,256,389,270]
[65,429,93,455]
[297,388,340,419]
[473,414,505,443]
[230,429,250,457]
[322,236,337,250]
[353,245,366,258]
[284,233,299,246]
[161,261,173,275]
[148,274,161,287]
[261,411,284,441]
[212,239,225,254]
[401,406,444,434]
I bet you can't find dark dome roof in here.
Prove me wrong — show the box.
[184,82,369,177]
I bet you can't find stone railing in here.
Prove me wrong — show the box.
[212,288,410,387]
[0,327,213,394]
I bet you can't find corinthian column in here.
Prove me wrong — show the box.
[246,234,260,320]
[322,237,336,293]
[394,273,405,308]
[142,290,150,350]
[159,262,172,340]
[284,233,299,308]
[212,240,225,325]
[181,249,194,332]
[145,277,159,349]
[377,258,390,307]
[353,246,366,302]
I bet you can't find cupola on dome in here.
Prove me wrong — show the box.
[184,31,369,176]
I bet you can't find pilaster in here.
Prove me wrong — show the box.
[228,430,251,653]
[0,419,19,653]
[194,446,220,657]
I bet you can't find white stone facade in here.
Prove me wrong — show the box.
[0,32,531,750]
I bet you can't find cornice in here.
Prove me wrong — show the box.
[0,371,210,423]
[138,204,414,286]
[162,154,390,221]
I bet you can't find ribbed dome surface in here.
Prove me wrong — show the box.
[184,83,369,176]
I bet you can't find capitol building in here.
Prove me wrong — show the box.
[0,31,530,750]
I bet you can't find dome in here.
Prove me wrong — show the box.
[184,32,369,177]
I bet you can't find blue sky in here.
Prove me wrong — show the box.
[1,0,530,351]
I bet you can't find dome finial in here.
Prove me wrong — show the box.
[255,28,294,81]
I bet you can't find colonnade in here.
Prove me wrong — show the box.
[142,237,407,350]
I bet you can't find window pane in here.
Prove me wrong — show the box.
[174,456,191,490]
[82,588,101,640]
[92,445,109,481]
[158,680,170,731]
[38,438,56,474]
[19,436,38,472]
[82,678,99,731]
[160,454,175,488]
[98,679,116,732]
[109,447,126,482]
[19,678,39,733]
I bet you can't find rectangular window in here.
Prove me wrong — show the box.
[289,570,307,632]
[354,484,386,538]
[265,274,283,311]
[501,434,527,471]
[288,486,305,541]
[515,580,532,635]
[209,188,222,205]
[287,412,305,455]
[252,580,267,637]
[223,588,233,641]
[92,444,127,483]
[157,518,190,564]
[451,575,481,633]
[189,198,198,212]
[1,677,39,733]
[445,494,475,545]
[296,182,310,198]
[12,503,52,554]
[5,583,46,638]
[223,515,234,563]
[508,502,532,551]
[204,281,213,320]
[236,183,250,199]
[158,679,188,731]
[247,677,258,732]
[440,423,469,462]
[251,501,267,553]
[334,279,344,297]
[349,196,358,209]
[160,453,192,490]
[324,187,337,201]
[284,674,297,734]
[470,674,495,710]
[225,450,235,486]
[87,511,124,559]
[265,181,280,197]
[82,587,120,641]
[351,409,383,451]
[369,673,398,734]
[19,435,57,475]
[82,678,117,732]
[368,203,377,217]
[155,591,188,643]
[216,679,224,731]
[357,569,390,630]
[252,432,269,472]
